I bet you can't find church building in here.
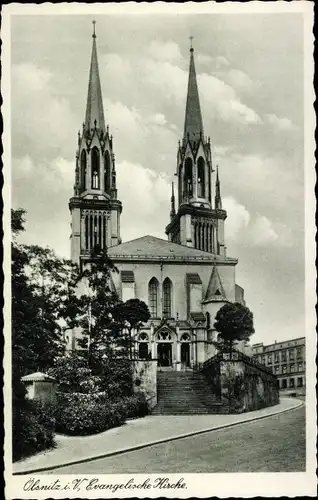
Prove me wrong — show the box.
[68,27,249,368]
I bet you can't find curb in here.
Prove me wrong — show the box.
[13,399,304,475]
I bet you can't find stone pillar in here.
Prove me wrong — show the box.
[176,341,181,371]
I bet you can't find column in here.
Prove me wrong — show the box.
[200,223,204,250]
[80,213,85,251]
[177,341,181,371]
[212,226,215,253]
[88,213,91,251]
[101,212,104,249]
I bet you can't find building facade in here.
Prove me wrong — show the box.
[252,338,306,393]
[68,27,251,368]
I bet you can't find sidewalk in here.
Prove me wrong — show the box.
[13,397,303,475]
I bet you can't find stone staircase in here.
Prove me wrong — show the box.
[152,371,225,415]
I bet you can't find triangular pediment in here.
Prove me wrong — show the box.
[154,320,176,340]
[203,266,227,303]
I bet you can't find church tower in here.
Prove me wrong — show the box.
[69,23,122,264]
[165,43,227,256]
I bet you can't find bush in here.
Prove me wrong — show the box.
[94,357,134,399]
[118,393,149,419]
[12,398,56,462]
[50,392,126,436]
[48,391,149,436]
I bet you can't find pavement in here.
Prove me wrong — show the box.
[13,397,303,475]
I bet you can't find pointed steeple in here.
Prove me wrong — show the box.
[204,266,227,302]
[84,21,106,134]
[215,165,222,209]
[183,41,204,144]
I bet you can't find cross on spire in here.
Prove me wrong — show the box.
[92,20,96,38]
[189,36,194,51]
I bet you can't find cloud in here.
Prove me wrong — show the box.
[116,161,170,241]
[249,214,278,246]
[198,73,262,125]
[101,50,262,128]
[223,196,294,249]
[197,54,230,69]
[104,99,178,171]
[147,40,182,63]
[12,62,79,160]
[223,196,251,240]
[225,68,254,92]
[266,113,297,131]
[12,155,74,258]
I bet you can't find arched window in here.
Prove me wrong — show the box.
[80,150,87,191]
[138,332,149,359]
[91,147,100,189]
[197,156,205,198]
[163,278,172,317]
[184,158,193,199]
[148,278,159,317]
[206,312,211,329]
[104,151,111,193]
[180,333,191,342]
[179,164,183,204]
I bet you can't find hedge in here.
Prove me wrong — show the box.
[12,398,56,462]
[48,392,149,436]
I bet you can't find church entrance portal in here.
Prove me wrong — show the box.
[157,343,172,367]
[181,343,190,367]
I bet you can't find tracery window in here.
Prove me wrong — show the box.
[104,151,111,192]
[91,147,100,189]
[197,156,205,197]
[148,278,159,317]
[81,150,87,190]
[184,158,193,198]
[180,333,191,342]
[162,278,172,317]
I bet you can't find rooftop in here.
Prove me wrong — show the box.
[108,235,237,263]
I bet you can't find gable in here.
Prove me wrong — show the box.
[203,266,227,303]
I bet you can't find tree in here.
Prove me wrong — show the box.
[76,250,124,359]
[113,299,151,360]
[213,302,255,357]
[11,209,80,375]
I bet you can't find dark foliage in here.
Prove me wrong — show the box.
[12,398,56,462]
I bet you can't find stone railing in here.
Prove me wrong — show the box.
[203,349,274,376]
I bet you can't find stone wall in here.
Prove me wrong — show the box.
[24,381,57,403]
[202,350,279,413]
[133,359,158,409]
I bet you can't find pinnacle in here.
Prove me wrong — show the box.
[84,35,106,133]
[183,48,204,144]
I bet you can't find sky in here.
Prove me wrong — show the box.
[10,12,306,345]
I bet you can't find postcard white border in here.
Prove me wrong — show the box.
[2,2,316,498]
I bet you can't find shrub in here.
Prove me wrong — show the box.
[95,357,134,399]
[119,393,149,419]
[50,392,126,436]
[48,391,149,436]
[48,353,99,394]
[12,398,56,462]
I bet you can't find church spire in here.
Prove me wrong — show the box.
[183,40,204,144]
[215,165,222,209]
[84,21,105,134]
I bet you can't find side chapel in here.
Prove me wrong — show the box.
[68,27,251,368]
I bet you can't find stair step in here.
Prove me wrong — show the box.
[154,370,224,416]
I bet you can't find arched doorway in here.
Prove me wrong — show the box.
[180,333,191,368]
[138,332,149,360]
[156,330,173,367]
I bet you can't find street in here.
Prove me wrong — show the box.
[46,405,305,474]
